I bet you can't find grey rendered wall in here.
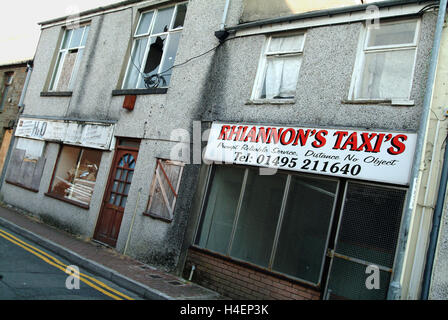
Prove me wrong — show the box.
[200,12,436,132]
[1,139,114,236]
[0,0,243,272]
[429,186,448,299]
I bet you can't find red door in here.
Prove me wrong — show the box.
[94,145,139,247]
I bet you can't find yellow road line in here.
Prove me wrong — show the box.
[0,228,134,300]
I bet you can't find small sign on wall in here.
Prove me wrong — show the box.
[15,118,115,151]
[204,122,417,186]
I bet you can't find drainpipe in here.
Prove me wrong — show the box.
[420,135,448,299]
[18,61,33,109]
[0,61,33,190]
[215,0,231,42]
[387,0,447,300]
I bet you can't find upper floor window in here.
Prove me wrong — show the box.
[350,19,420,101]
[0,72,14,111]
[252,34,305,101]
[49,24,90,92]
[122,2,188,89]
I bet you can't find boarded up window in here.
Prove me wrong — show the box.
[145,159,184,222]
[6,138,46,192]
[49,25,89,91]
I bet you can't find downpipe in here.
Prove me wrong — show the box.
[420,134,448,299]
[387,0,447,300]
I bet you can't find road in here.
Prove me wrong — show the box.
[0,226,142,300]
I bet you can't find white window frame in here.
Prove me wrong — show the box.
[251,33,306,102]
[49,24,90,92]
[122,2,188,89]
[348,18,421,103]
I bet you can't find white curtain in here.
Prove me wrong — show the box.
[264,35,303,99]
[265,56,301,99]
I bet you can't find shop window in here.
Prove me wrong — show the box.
[48,145,101,207]
[196,166,246,254]
[145,159,184,222]
[0,72,14,111]
[49,24,90,91]
[6,138,46,192]
[230,169,286,268]
[251,34,305,100]
[122,2,187,89]
[350,19,419,101]
[195,165,338,284]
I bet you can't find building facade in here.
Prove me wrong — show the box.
[0,60,32,179]
[0,0,445,300]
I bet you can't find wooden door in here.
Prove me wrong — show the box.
[94,146,139,247]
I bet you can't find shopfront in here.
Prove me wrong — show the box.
[186,122,417,300]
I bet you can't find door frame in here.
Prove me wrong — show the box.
[93,137,141,246]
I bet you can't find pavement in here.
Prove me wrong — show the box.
[0,203,224,300]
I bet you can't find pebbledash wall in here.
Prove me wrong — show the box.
[0,0,441,300]
[180,0,440,300]
[0,0,231,271]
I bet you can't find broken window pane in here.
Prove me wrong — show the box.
[124,3,187,89]
[50,146,102,206]
[152,6,175,35]
[138,35,166,88]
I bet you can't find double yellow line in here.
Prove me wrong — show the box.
[0,228,134,300]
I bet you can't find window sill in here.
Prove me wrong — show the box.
[45,192,90,210]
[341,99,415,106]
[142,211,173,223]
[245,99,296,105]
[5,180,39,193]
[41,91,73,97]
[112,88,168,96]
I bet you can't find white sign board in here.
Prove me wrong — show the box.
[15,118,115,150]
[204,122,418,186]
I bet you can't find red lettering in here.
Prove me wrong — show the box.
[293,129,311,146]
[218,125,231,140]
[387,135,407,155]
[280,128,296,145]
[267,128,284,144]
[373,134,387,153]
[333,131,349,150]
[356,133,377,152]
[238,126,249,141]
[341,132,358,151]
[312,130,328,148]
[244,127,258,143]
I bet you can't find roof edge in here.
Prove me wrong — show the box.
[227,0,439,32]
[38,0,144,26]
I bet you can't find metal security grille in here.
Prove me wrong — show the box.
[325,182,407,300]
